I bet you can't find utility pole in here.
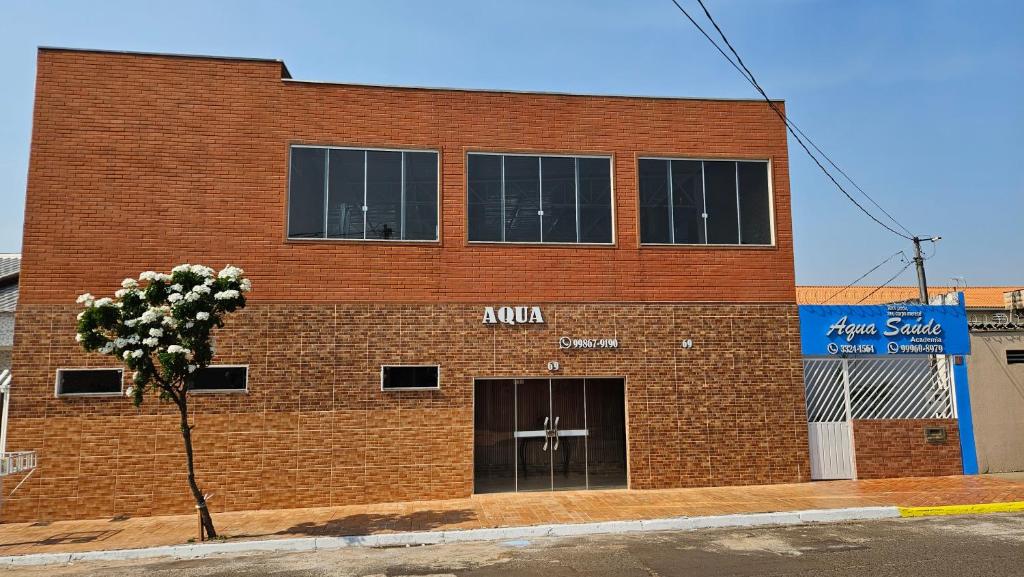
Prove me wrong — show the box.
[912,236,942,304]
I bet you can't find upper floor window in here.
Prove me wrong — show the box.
[467,153,613,244]
[288,146,439,241]
[638,158,772,245]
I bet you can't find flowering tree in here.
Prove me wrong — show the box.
[75,264,250,538]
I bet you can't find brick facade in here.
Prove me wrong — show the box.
[852,419,962,479]
[4,303,809,522]
[20,48,794,306]
[6,48,811,522]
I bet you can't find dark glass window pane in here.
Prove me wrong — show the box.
[541,157,577,243]
[577,158,613,243]
[703,160,739,244]
[365,151,403,240]
[467,154,503,241]
[57,369,122,395]
[403,152,438,240]
[288,147,326,238]
[327,149,365,239]
[671,160,706,244]
[638,159,671,244]
[190,367,248,391]
[504,156,541,242]
[738,161,771,245]
[382,366,440,389]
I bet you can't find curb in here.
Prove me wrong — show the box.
[899,501,1024,518]
[0,506,899,567]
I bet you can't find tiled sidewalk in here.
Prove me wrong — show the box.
[1,475,1023,557]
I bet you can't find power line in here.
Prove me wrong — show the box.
[855,260,914,304]
[823,250,907,304]
[668,0,915,241]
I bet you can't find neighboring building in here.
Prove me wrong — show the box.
[4,48,810,522]
[0,255,18,373]
[799,285,1024,475]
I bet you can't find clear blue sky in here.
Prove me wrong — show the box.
[1,0,1021,286]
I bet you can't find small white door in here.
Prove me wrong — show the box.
[803,359,855,480]
[807,422,853,480]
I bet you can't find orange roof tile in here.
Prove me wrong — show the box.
[796,285,1022,308]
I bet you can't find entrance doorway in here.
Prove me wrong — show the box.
[473,378,627,493]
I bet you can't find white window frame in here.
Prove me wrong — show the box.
[380,364,441,391]
[54,367,124,398]
[188,364,250,394]
[466,151,617,246]
[287,144,441,243]
[637,156,776,247]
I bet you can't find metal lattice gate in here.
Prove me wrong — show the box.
[803,356,956,480]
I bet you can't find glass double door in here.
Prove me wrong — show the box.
[474,378,627,493]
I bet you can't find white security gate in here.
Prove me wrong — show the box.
[802,356,957,480]
[804,359,854,480]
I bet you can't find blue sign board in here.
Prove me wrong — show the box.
[799,296,970,357]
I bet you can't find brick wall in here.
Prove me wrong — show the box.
[2,302,809,522]
[852,419,962,479]
[20,48,794,306]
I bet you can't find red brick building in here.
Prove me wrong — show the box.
[3,47,809,522]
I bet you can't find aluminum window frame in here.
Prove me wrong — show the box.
[286,144,441,243]
[380,364,441,391]
[637,155,776,247]
[54,367,124,398]
[466,151,617,246]
[187,364,250,395]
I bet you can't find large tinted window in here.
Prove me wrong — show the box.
[467,154,613,243]
[288,148,326,239]
[467,154,503,241]
[638,158,772,245]
[56,369,122,396]
[288,146,438,241]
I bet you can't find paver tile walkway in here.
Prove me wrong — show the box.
[1,475,1023,557]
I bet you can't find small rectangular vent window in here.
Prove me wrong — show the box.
[56,369,123,396]
[1007,350,1024,365]
[381,365,440,391]
[189,366,248,392]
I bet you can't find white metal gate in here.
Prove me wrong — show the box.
[802,356,956,480]
[804,359,854,480]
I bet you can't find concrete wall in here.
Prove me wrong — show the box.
[967,331,1024,473]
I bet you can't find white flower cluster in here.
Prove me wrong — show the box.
[195,311,210,321]
[142,337,159,347]
[168,293,183,303]
[76,293,94,305]
[214,289,240,301]
[93,297,114,308]
[121,278,138,289]
[218,265,244,280]
[122,349,144,359]
[139,271,171,283]
[167,345,191,355]
[173,264,215,277]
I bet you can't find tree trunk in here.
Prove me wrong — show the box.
[177,399,217,538]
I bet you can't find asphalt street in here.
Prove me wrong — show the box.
[9,513,1024,577]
